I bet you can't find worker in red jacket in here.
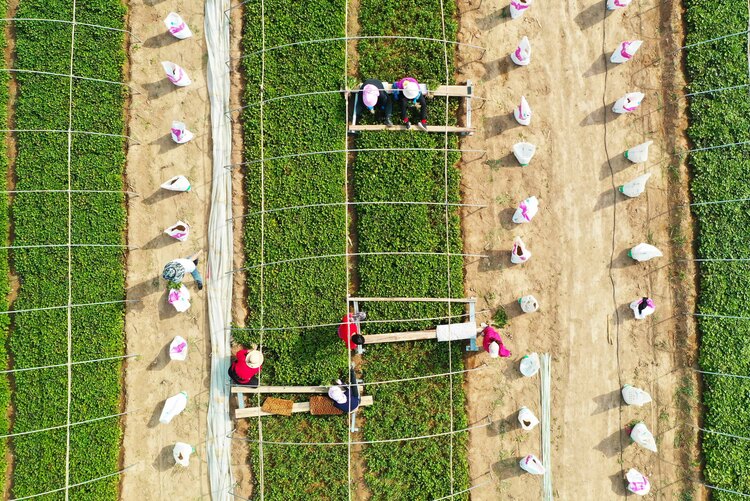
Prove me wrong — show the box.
[228,344,264,386]
[482,325,511,358]
[338,312,366,349]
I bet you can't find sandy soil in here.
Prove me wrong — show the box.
[121,2,212,499]
[456,0,702,499]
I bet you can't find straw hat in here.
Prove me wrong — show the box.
[245,348,264,368]
[403,80,419,99]
[328,386,347,404]
[362,84,379,109]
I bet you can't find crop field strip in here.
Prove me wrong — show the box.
[236,0,473,499]
[685,0,750,498]
[1,0,128,499]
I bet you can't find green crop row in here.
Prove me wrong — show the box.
[7,1,127,499]
[239,1,351,499]
[685,0,750,498]
[355,1,470,499]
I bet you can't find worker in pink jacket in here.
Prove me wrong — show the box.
[482,325,511,358]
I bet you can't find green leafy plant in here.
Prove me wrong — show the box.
[493,306,508,328]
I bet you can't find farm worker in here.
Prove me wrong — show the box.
[630,297,655,320]
[356,79,393,126]
[510,236,531,264]
[519,454,545,475]
[509,0,532,19]
[611,40,643,64]
[619,172,652,198]
[162,251,204,290]
[511,196,539,224]
[613,92,645,114]
[338,312,366,349]
[228,344,264,386]
[482,325,511,358]
[510,36,531,66]
[625,468,651,496]
[328,366,361,413]
[394,77,427,131]
[607,0,632,10]
[514,96,532,126]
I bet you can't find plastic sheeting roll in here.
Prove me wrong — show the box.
[162,61,192,86]
[607,0,632,9]
[519,454,545,474]
[518,406,540,431]
[630,422,658,452]
[626,468,651,496]
[510,0,533,19]
[619,173,651,198]
[511,236,531,264]
[629,243,663,262]
[161,175,192,192]
[624,140,653,163]
[621,384,652,406]
[611,40,643,63]
[165,13,193,40]
[173,442,194,467]
[513,142,536,166]
[511,36,531,66]
[613,92,645,114]
[512,196,539,224]
[171,121,195,144]
[160,391,189,424]
[514,96,532,125]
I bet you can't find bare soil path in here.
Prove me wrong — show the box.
[457,0,701,499]
[121,2,212,499]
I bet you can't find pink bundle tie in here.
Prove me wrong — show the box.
[520,202,531,221]
[169,23,187,35]
[171,341,187,354]
[167,67,182,84]
[168,290,181,303]
[511,1,529,9]
[620,42,633,59]
[515,47,524,61]
[171,128,182,140]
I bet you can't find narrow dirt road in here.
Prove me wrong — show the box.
[121,3,212,498]
[457,0,700,499]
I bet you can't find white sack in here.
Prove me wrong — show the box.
[511,36,531,66]
[173,442,194,467]
[621,384,652,406]
[624,140,653,163]
[164,13,193,40]
[626,468,651,496]
[509,0,533,19]
[161,61,192,87]
[170,336,189,361]
[171,121,194,144]
[629,243,663,262]
[619,173,651,198]
[611,40,643,63]
[518,406,540,431]
[519,454,545,474]
[607,0,632,9]
[520,295,539,313]
[520,352,540,377]
[514,96,532,126]
[512,196,539,224]
[613,92,645,114]
[161,175,192,192]
[165,220,190,242]
[160,391,188,424]
[511,236,532,264]
[630,422,658,452]
[513,142,536,166]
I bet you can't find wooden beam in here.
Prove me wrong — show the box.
[363,330,437,344]
[236,395,374,419]
[348,296,477,303]
[348,124,475,134]
[232,385,329,394]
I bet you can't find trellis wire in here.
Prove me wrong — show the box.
[690,196,750,207]
[687,140,750,153]
[0,189,139,196]
[678,29,750,51]
[0,353,138,374]
[0,17,142,43]
[225,147,485,169]
[0,299,139,316]
[0,410,131,440]
[692,258,750,262]
[229,251,487,274]
[0,243,135,250]
[701,483,750,498]
[693,368,750,380]
[232,35,484,61]
[692,312,750,320]
[229,308,489,331]
[0,68,133,89]
[10,464,136,501]
[684,82,750,98]
[431,479,492,501]
[230,200,486,221]
[230,417,494,446]
[0,129,140,145]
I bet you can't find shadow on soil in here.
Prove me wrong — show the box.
[153,445,175,472]
[591,388,621,415]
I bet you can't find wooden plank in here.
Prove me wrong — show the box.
[431,85,472,97]
[348,296,477,303]
[348,124,475,133]
[236,395,374,419]
[232,385,329,394]
[363,330,437,344]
